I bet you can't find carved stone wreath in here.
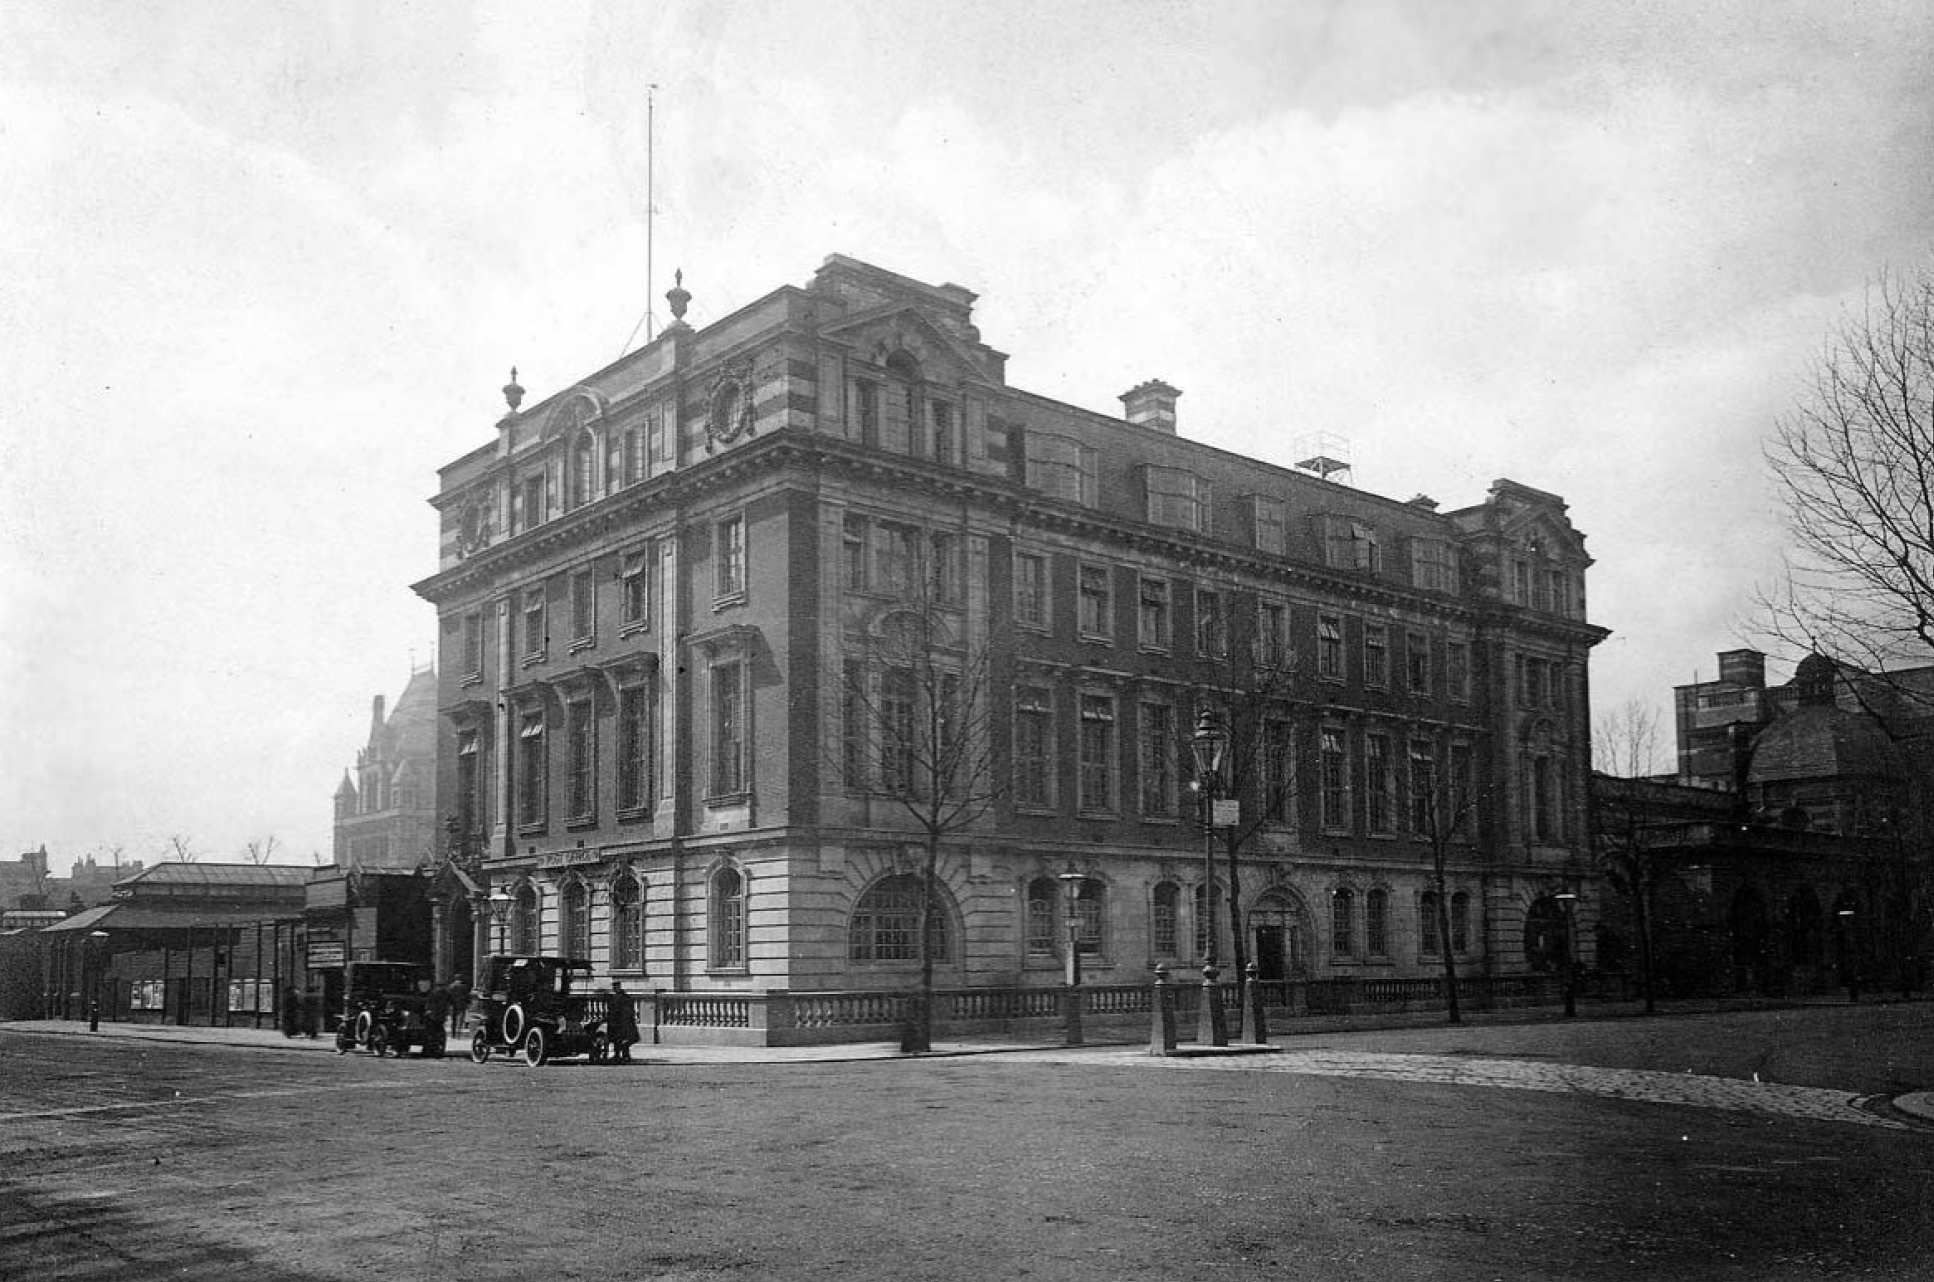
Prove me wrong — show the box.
[704,358,756,452]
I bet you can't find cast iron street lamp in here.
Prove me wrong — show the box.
[1059,868,1086,1046]
[1553,891,1579,1018]
[1190,708,1229,1047]
[489,887,514,955]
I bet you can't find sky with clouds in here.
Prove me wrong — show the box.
[3,1,1930,872]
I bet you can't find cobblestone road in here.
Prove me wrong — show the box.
[1013,1047,1915,1130]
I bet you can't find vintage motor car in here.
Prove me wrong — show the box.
[467,954,609,1067]
[333,961,448,1059]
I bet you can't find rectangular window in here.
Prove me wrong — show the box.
[1547,568,1569,617]
[1078,564,1114,639]
[855,379,880,447]
[1027,434,1098,506]
[880,667,915,796]
[1406,632,1430,695]
[715,516,746,600]
[1013,551,1048,629]
[1078,693,1116,812]
[1365,734,1393,834]
[1521,655,1550,708]
[620,549,650,630]
[1363,624,1389,688]
[521,587,546,661]
[1325,517,1380,572]
[517,712,546,827]
[1514,560,1533,605]
[570,569,595,643]
[1421,892,1441,954]
[1317,614,1344,681]
[1014,687,1055,809]
[1138,577,1171,651]
[1449,742,1475,829]
[1262,717,1294,822]
[1257,600,1289,668]
[648,408,669,470]
[843,516,869,591]
[456,732,483,837]
[520,474,546,532]
[1530,755,1554,842]
[841,660,867,789]
[461,611,483,678]
[1251,495,1287,555]
[1451,891,1471,953]
[1139,701,1176,818]
[1447,640,1471,702]
[1331,890,1354,956]
[930,401,956,465]
[1195,587,1226,658]
[1367,890,1389,956]
[929,531,960,604]
[1320,728,1350,831]
[1411,539,1456,592]
[567,698,596,819]
[1152,885,1179,957]
[618,684,653,813]
[711,662,744,796]
[1408,738,1436,834]
[1144,466,1209,532]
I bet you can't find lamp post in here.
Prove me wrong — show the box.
[489,887,514,956]
[87,931,109,1031]
[1553,891,1579,1018]
[1058,869,1086,1046]
[1837,907,1859,1003]
[1190,708,1230,1047]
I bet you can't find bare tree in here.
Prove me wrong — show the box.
[830,528,1003,1053]
[1593,696,1664,779]
[1187,594,1302,1016]
[1412,751,1485,1024]
[244,835,280,866]
[1761,262,1934,710]
[1593,780,1666,1015]
[165,835,199,863]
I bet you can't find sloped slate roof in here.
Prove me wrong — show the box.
[117,862,313,890]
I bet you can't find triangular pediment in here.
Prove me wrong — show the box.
[1498,509,1589,563]
[819,304,997,388]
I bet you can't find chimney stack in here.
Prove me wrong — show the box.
[1120,380,1181,434]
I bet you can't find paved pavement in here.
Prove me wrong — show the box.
[1008,1045,1922,1130]
[9,1012,1932,1131]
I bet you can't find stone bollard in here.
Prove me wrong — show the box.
[1198,960,1228,1047]
[1149,963,1178,1055]
[1241,962,1268,1044]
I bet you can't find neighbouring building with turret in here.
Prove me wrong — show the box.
[333,668,439,869]
[412,255,1607,1041]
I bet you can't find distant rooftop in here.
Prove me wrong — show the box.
[117,862,313,890]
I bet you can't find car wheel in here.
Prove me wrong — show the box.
[367,1025,390,1058]
[354,1009,373,1045]
[501,1003,526,1048]
[469,1030,491,1064]
[522,1026,548,1068]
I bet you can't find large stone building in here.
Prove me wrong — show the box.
[411,255,1606,1036]
[333,668,439,869]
